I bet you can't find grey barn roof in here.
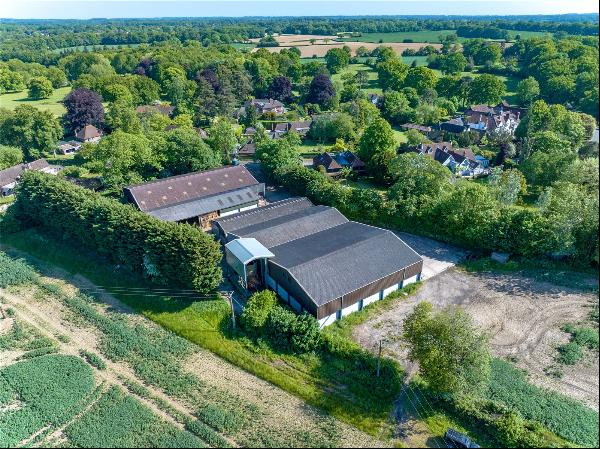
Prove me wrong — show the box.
[229,205,348,248]
[216,197,313,234]
[269,221,422,306]
[217,198,423,307]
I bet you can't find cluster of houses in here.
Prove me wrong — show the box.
[438,101,525,137]
[57,124,103,155]
[406,142,489,177]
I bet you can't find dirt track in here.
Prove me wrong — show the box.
[353,268,599,411]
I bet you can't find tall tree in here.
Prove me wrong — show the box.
[27,76,53,100]
[207,117,238,164]
[63,88,105,134]
[403,302,491,396]
[267,75,292,102]
[0,105,62,159]
[467,74,506,105]
[306,74,336,108]
[358,117,397,183]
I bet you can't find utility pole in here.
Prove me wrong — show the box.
[225,291,236,330]
[376,339,382,377]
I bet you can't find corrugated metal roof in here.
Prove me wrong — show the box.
[225,238,274,265]
[124,166,260,213]
[147,185,262,222]
[231,205,348,248]
[269,221,423,306]
[0,159,50,187]
[215,197,314,234]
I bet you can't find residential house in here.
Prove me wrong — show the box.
[401,123,433,136]
[0,159,62,196]
[439,117,467,134]
[57,140,82,155]
[245,98,285,115]
[313,151,366,176]
[135,104,176,117]
[214,197,423,327]
[124,165,265,230]
[464,102,521,135]
[74,124,103,143]
[408,142,487,177]
[272,120,312,138]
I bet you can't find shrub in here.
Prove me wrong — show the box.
[11,171,222,293]
[569,326,599,350]
[265,306,321,353]
[240,290,277,333]
[0,251,37,287]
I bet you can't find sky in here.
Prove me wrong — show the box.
[1,0,598,20]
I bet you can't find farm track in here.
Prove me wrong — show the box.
[0,247,388,448]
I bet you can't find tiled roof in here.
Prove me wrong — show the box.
[0,159,51,187]
[124,166,261,215]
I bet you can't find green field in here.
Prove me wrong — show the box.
[338,29,458,44]
[51,43,143,53]
[0,86,71,116]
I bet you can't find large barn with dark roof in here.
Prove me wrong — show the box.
[214,198,423,326]
[124,166,264,229]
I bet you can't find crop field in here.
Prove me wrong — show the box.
[0,86,71,116]
[0,237,389,447]
[253,41,441,58]
[337,29,459,44]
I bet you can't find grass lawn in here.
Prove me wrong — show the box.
[402,55,429,66]
[0,86,71,116]
[0,228,404,439]
[332,62,381,94]
[340,177,387,193]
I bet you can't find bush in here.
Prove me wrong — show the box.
[0,251,38,287]
[569,326,599,350]
[11,171,222,293]
[265,305,321,353]
[240,290,277,333]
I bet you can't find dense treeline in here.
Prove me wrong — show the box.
[7,171,223,292]
[0,15,597,64]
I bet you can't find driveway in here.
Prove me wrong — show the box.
[395,232,466,280]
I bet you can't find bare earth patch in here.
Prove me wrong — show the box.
[353,268,599,411]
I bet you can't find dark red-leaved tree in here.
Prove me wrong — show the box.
[196,67,221,92]
[267,76,292,102]
[63,88,105,134]
[306,74,335,107]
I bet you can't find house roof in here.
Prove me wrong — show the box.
[313,151,365,171]
[269,220,422,306]
[135,104,175,116]
[401,123,432,133]
[467,104,495,114]
[124,166,261,219]
[249,98,284,110]
[0,159,50,187]
[75,124,102,140]
[225,238,274,265]
[238,141,256,156]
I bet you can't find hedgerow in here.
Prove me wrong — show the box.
[65,386,207,448]
[0,355,95,447]
[10,171,222,293]
[0,251,37,287]
[486,359,599,447]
